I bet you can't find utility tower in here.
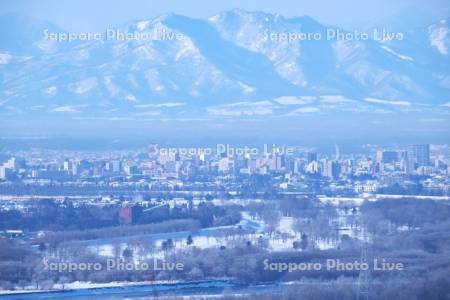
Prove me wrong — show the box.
[356,223,370,300]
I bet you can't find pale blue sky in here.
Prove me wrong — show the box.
[1,0,450,31]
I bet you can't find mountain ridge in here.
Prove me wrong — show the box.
[0,10,449,120]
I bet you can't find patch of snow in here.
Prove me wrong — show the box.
[333,40,365,64]
[0,53,12,64]
[429,24,449,55]
[208,14,220,22]
[134,45,157,60]
[104,76,120,95]
[288,107,320,115]
[238,81,255,94]
[69,77,97,94]
[380,45,413,61]
[45,86,57,96]
[127,74,140,89]
[125,94,137,102]
[274,96,312,105]
[52,106,80,113]
[208,101,274,116]
[320,95,355,104]
[145,69,165,92]
[364,97,411,107]
[134,102,185,108]
[275,60,307,86]
[134,111,162,117]
[137,20,150,31]
[36,40,58,53]
[175,39,198,61]
[277,217,296,235]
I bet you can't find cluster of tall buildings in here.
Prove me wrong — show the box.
[375,144,432,174]
[1,144,449,196]
[0,157,25,180]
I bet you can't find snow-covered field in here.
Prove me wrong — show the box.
[82,211,364,259]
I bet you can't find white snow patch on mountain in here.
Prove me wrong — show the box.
[104,76,120,95]
[36,40,58,53]
[208,14,221,23]
[134,111,162,117]
[208,101,274,116]
[276,60,307,86]
[238,82,255,94]
[429,24,450,55]
[127,74,140,89]
[133,45,157,60]
[380,45,414,61]
[274,96,312,105]
[288,107,320,115]
[175,39,198,61]
[227,101,273,107]
[45,86,57,96]
[364,97,411,107]
[320,95,355,103]
[52,106,80,113]
[145,69,165,92]
[134,102,185,108]
[137,20,150,31]
[0,53,12,64]
[69,77,97,94]
[333,41,365,65]
[125,94,137,102]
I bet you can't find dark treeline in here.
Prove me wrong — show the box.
[41,219,201,246]
[0,199,119,231]
[0,199,242,231]
[361,198,450,231]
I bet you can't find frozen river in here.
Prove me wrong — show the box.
[0,280,281,299]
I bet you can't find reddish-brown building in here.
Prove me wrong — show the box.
[118,205,133,224]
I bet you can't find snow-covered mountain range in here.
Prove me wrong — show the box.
[1,9,450,120]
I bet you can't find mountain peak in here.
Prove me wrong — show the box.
[0,11,449,122]
[0,13,61,54]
